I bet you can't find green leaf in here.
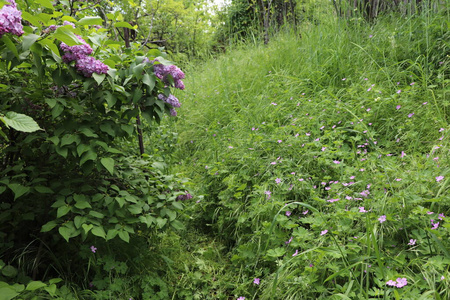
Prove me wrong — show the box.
[8,183,30,200]
[26,281,47,291]
[1,36,19,59]
[60,134,78,147]
[2,265,18,277]
[53,27,83,46]
[80,150,97,166]
[132,63,145,80]
[89,211,104,219]
[100,123,115,137]
[41,220,58,232]
[59,225,74,242]
[35,0,54,10]
[118,230,130,243]
[34,186,54,194]
[172,201,184,210]
[142,73,155,91]
[76,144,90,157]
[114,22,135,29]
[77,16,103,26]
[22,34,40,51]
[91,226,106,239]
[79,127,98,137]
[2,112,41,132]
[55,145,68,158]
[139,215,156,228]
[74,194,92,209]
[81,224,93,234]
[38,38,60,60]
[22,12,42,29]
[106,229,118,240]
[100,157,115,175]
[51,103,64,119]
[57,205,71,218]
[0,286,20,300]
[156,217,167,228]
[92,73,106,85]
[171,219,185,230]
[128,205,142,215]
[266,247,286,258]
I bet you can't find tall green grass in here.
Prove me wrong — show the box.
[163,2,449,299]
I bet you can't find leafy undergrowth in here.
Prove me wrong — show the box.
[168,7,450,300]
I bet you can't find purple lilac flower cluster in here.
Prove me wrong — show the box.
[0,0,24,38]
[176,192,192,201]
[157,93,181,108]
[152,61,185,90]
[44,22,108,78]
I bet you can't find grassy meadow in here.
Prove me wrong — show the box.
[150,4,450,300]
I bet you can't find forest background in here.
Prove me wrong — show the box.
[0,0,449,299]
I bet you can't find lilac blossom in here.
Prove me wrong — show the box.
[0,0,24,38]
[75,55,108,77]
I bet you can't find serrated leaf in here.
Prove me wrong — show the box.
[100,157,114,175]
[118,230,129,242]
[91,226,106,238]
[2,112,41,132]
[26,281,47,291]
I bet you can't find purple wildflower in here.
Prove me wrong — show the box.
[253,278,260,285]
[90,245,97,253]
[378,215,386,223]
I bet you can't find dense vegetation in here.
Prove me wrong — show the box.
[0,0,449,299]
